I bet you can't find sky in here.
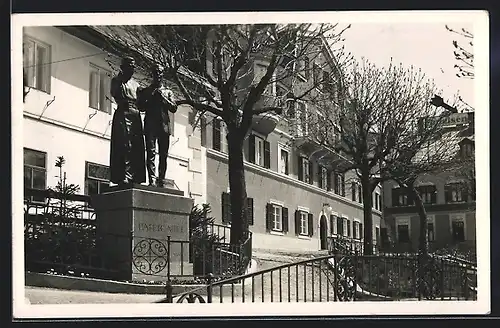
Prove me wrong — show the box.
[339,22,475,110]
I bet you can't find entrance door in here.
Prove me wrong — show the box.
[320,215,328,250]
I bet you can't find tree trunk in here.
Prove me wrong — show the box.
[407,182,429,300]
[361,174,374,255]
[227,132,248,245]
[410,186,429,257]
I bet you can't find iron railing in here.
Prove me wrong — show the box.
[167,252,477,303]
[24,189,253,282]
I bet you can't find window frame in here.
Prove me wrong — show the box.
[84,161,110,196]
[277,143,290,176]
[23,147,47,203]
[395,217,411,243]
[272,203,283,232]
[427,215,436,242]
[89,62,112,114]
[298,206,310,236]
[450,214,467,243]
[23,36,52,94]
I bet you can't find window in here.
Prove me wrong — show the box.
[375,226,380,246]
[297,54,309,80]
[318,165,328,189]
[358,184,363,203]
[330,215,336,235]
[417,185,437,204]
[347,219,351,238]
[460,141,474,158]
[342,217,349,236]
[266,202,288,232]
[249,134,270,168]
[212,118,222,151]
[24,148,47,203]
[298,156,313,184]
[295,208,313,237]
[333,172,345,196]
[313,63,322,88]
[300,211,308,235]
[278,145,290,175]
[336,216,343,236]
[273,205,283,231]
[427,216,436,242]
[445,183,468,203]
[89,64,112,114]
[85,162,109,196]
[351,182,357,201]
[353,220,361,239]
[396,218,411,243]
[23,37,51,93]
[451,216,466,243]
[392,187,413,207]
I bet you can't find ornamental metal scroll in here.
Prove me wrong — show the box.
[176,292,207,303]
[132,237,169,275]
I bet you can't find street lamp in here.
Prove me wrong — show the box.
[430,95,458,113]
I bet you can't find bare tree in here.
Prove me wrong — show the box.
[446,25,474,79]
[94,24,351,245]
[307,58,452,255]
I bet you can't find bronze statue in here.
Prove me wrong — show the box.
[137,64,178,188]
[109,56,146,186]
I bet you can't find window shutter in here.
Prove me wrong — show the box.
[444,185,451,203]
[337,217,343,236]
[347,220,351,237]
[213,119,221,151]
[430,186,437,204]
[284,153,289,175]
[462,184,469,202]
[298,157,303,181]
[265,203,273,231]
[330,215,335,235]
[359,223,363,240]
[249,135,256,163]
[308,213,314,237]
[247,197,254,226]
[318,165,323,188]
[392,188,399,206]
[341,175,345,196]
[308,161,313,184]
[326,170,332,191]
[221,192,231,224]
[264,140,271,169]
[282,207,289,233]
[294,210,301,235]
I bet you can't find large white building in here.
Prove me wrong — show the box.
[23,26,207,205]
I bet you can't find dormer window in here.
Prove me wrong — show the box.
[460,140,474,158]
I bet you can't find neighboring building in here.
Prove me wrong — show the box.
[22,25,384,253]
[382,112,476,255]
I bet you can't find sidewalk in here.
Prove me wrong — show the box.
[25,286,166,304]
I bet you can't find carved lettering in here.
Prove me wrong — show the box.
[137,222,184,234]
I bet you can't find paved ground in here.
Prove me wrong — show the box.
[25,286,165,304]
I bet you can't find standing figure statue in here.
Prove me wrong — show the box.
[137,64,178,188]
[109,56,146,186]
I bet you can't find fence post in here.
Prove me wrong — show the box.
[165,281,173,303]
[167,236,171,282]
[206,273,214,303]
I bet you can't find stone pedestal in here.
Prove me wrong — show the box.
[91,184,194,282]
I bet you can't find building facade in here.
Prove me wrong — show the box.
[382,113,476,255]
[22,25,384,253]
[22,26,207,205]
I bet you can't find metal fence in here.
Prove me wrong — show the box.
[24,189,252,283]
[167,252,477,303]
